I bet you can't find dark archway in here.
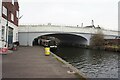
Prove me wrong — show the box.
[32,33,88,47]
[33,38,39,46]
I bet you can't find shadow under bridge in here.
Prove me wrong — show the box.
[33,33,88,47]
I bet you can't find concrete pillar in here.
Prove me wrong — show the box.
[118,1,120,33]
[87,39,90,45]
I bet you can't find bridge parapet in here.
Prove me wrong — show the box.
[19,25,118,36]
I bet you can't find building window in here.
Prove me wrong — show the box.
[2,26,5,40]
[16,33,18,41]
[12,0,14,5]
[16,11,19,18]
[2,6,7,16]
[11,13,14,21]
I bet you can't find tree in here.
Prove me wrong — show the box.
[90,31,105,47]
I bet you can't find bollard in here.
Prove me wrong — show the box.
[45,47,50,56]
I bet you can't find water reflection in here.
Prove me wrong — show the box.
[53,46,119,78]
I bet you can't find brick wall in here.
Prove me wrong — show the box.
[2,0,19,26]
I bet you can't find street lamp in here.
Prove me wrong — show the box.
[5,8,9,47]
[27,25,29,46]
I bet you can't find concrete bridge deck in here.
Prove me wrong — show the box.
[2,46,80,79]
[18,25,119,46]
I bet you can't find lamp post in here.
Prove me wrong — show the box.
[27,25,29,46]
[5,8,9,48]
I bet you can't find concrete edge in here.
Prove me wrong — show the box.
[50,52,88,79]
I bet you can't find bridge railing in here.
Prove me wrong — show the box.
[18,25,118,36]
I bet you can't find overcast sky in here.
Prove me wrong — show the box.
[19,0,119,31]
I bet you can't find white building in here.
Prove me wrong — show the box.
[0,0,19,52]
[0,0,2,50]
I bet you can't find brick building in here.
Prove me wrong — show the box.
[0,0,19,52]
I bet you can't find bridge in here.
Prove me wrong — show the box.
[18,24,119,46]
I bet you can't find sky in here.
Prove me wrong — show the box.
[19,0,119,31]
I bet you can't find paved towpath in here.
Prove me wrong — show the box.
[2,46,79,79]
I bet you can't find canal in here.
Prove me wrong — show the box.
[51,46,119,78]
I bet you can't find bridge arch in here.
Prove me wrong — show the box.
[18,32,91,46]
[32,33,89,46]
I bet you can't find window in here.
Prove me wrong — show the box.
[12,0,14,5]
[16,33,18,41]
[11,13,14,21]
[2,6,7,16]
[16,11,19,18]
[2,26,5,40]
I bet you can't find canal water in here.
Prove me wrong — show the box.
[51,46,119,78]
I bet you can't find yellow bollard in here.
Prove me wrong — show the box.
[45,47,50,56]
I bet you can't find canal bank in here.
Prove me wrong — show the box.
[2,46,84,79]
[57,44,120,52]
[50,51,87,79]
